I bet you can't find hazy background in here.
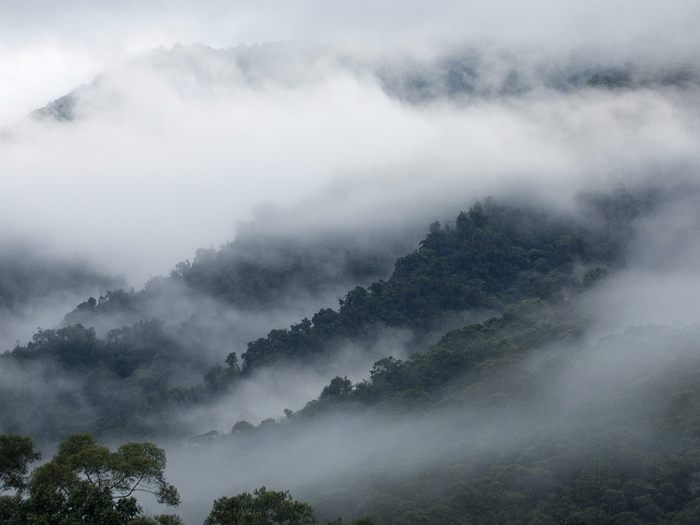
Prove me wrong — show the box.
[2,0,700,288]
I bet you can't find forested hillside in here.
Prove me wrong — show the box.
[239,197,630,372]
[0,198,631,439]
[4,191,700,524]
[4,2,700,523]
[197,293,700,524]
[62,227,412,330]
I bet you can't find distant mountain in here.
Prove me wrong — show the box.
[31,44,700,123]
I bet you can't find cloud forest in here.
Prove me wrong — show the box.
[2,1,700,524]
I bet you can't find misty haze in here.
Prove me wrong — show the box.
[2,2,700,524]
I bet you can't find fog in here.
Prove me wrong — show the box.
[4,60,699,285]
[2,1,700,286]
[0,239,121,350]
[158,322,700,523]
[3,1,700,523]
[152,189,700,522]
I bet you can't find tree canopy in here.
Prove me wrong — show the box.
[0,433,179,525]
[205,487,315,525]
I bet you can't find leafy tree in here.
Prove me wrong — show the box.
[0,435,40,525]
[204,487,315,525]
[0,435,39,492]
[320,377,353,401]
[0,433,180,525]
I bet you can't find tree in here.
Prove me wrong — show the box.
[320,377,353,401]
[205,487,315,525]
[0,435,39,492]
[0,435,40,525]
[0,433,180,525]
[231,421,256,435]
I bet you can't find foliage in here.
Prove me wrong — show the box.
[0,435,39,492]
[1,320,240,438]
[1,192,696,524]
[240,200,621,372]
[296,316,700,524]
[297,299,582,415]
[204,487,315,525]
[0,433,179,525]
[3,199,616,438]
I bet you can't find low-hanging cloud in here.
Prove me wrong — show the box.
[3,41,700,287]
[3,4,700,523]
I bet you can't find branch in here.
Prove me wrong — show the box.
[114,474,145,500]
[108,474,129,491]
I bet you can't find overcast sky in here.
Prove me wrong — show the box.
[3,0,699,123]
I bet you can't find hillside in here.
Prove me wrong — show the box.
[1,197,630,439]
[4,192,700,524]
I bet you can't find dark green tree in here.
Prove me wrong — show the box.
[1,433,181,525]
[0,435,39,492]
[205,487,315,525]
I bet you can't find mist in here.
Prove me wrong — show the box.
[0,239,122,349]
[126,182,700,523]
[3,2,700,524]
[134,179,700,523]
[156,208,700,523]
[157,318,700,523]
[2,1,700,286]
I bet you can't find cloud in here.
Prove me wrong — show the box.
[3,6,700,521]
[2,39,699,287]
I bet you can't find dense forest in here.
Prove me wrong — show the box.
[1,198,632,438]
[7,193,700,523]
[4,1,700,522]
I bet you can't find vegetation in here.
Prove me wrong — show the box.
[240,199,626,372]
[0,433,179,525]
[1,320,229,439]
[224,302,700,524]
[2,199,630,438]
[62,228,406,330]
[0,435,344,525]
[298,299,583,413]
[7,194,696,524]
[205,487,315,525]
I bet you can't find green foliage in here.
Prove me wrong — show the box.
[298,320,700,524]
[205,353,241,393]
[2,319,239,438]
[241,200,617,372]
[1,192,696,523]
[302,299,582,413]
[1,198,632,438]
[0,435,39,492]
[320,377,353,401]
[204,487,315,525]
[0,433,179,525]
